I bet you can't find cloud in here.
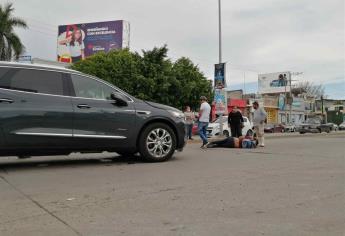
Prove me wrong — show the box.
[12,0,344,94]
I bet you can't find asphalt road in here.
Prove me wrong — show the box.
[0,133,344,236]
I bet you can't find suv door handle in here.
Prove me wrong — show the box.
[0,98,14,103]
[77,104,91,109]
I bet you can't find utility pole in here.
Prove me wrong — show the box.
[243,71,246,95]
[289,73,292,124]
[321,95,324,123]
[288,72,303,124]
[284,79,287,123]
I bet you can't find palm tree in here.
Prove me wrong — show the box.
[0,2,28,61]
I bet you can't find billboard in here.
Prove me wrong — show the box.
[57,20,130,63]
[214,63,226,89]
[258,72,291,94]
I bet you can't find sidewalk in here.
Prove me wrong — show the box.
[187,130,345,144]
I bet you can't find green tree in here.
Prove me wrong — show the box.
[0,2,28,61]
[72,46,213,110]
[172,57,213,110]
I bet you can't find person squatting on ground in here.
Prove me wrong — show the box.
[252,101,267,147]
[206,130,258,149]
[198,96,211,148]
[184,106,195,140]
[228,106,244,137]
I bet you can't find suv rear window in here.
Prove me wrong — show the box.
[0,67,64,95]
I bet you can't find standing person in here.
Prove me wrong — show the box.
[198,96,211,148]
[184,106,195,140]
[228,106,244,137]
[252,101,267,147]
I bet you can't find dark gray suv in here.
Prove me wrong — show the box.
[0,62,186,162]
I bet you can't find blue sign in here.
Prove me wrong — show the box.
[214,63,226,88]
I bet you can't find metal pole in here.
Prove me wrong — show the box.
[289,73,292,124]
[243,71,246,95]
[218,0,224,137]
[218,0,222,63]
[284,79,287,123]
[321,95,324,123]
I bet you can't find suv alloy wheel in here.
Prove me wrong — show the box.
[139,123,176,162]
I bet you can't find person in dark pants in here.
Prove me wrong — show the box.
[228,106,244,137]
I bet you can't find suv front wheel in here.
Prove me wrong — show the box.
[138,123,176,162]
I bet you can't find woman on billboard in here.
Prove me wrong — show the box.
[58,27,85,63]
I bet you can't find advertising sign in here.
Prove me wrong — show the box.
[278,94,286,110]
[258,72,291,94]
[214,89,227,115]
[291,97,305,111]
[214,63,226,89]
[57,20,130,63]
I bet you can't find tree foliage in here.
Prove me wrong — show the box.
[0,2,28,61]
[71,46,213,110]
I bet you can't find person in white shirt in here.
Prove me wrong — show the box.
[198,96,211,148]
[252,101,267,147]
[59,28,85,63]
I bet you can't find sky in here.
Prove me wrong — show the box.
[7,0,345,98]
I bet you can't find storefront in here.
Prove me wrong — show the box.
[266,108,278,123]
[227,99,247,114]
[263,97,279,124]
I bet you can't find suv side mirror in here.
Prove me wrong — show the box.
[110,92,128,106]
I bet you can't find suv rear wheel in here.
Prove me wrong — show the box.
[138,123,176,162]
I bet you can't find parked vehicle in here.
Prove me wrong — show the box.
[192,123,199,135]
[0,62,186,162]
[339,122,345,130]
[298,118,331,134]
[206,116,253,137]
[326,123,338,131]
[264,124,285,133]
[282,123,296,132]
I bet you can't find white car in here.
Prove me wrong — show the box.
[339,122,345,130]
[326,123,338,131]
[207,116,253,137]
[283,123,296,132]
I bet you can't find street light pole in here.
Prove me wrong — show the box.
[217,0,224,137]
[218,0,222,63]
